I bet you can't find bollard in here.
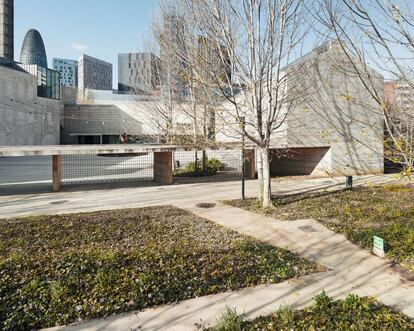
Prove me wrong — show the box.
[345,176,353,189]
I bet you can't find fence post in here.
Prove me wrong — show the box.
[52,155,61,192]
[245,149,256,179]
[154,151,173,185]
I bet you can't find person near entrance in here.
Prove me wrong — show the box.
[119,132,128,144]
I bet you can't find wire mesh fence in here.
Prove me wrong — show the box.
[61,150,243,186]
[173,150,243,177]
[61,153,154,185]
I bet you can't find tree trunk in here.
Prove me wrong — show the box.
[257,148,264,201]
[261,147,272,208]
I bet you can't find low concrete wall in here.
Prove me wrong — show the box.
[270,147,331,176]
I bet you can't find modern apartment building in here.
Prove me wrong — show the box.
[78,54,112,99]
[0,0,13,60]
[53,58,77,88]
[118,52,160,94]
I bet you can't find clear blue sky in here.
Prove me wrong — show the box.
[14,0,159,88]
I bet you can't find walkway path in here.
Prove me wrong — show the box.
[41,175,414,331]
[0,174,400,219]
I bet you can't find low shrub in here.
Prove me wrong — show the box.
[174,158,222,177]
[213,292,414,330]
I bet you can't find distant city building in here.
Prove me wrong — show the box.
[20,29,47,67]
[0,0,14,60]
[78,54,112,99]
[118,52,160,94]
[160,14,188,99]
[53,58,77,87]
[385,80,414,113]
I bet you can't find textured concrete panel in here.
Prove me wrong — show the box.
[0,65,61,146]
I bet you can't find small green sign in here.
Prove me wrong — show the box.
[374,236,384,250]
[373,236,385,257]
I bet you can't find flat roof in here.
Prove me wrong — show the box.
[0,145,198,157]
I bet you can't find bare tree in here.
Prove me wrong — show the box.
[152,1,227,173]
[318,0,414,177]
[177,0,314,207]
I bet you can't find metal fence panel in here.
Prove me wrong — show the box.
[62,154,154,185]
[61,150,243,185]
[173,150,242,177]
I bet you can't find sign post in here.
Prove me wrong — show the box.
[373,236,385,258]
[240,117,246,200]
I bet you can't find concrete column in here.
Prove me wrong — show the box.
[52,155,61,192]
[245,149,256,179]
[154,151,173,185]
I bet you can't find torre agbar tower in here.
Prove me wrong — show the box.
[0,0,14,60]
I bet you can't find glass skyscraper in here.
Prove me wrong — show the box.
[20,29,48,68]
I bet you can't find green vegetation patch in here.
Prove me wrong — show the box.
[214,292,414,330]
[224,184,414,271]
[174,158,222,177]
[0,206,324,330]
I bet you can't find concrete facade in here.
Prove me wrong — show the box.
[283,42,384,176]
[53,58,77,88]
[0,0,13,60]
[62,103,143,145]
[61,89,195,145]
[78,54,112,100]
[0,64,61,146]
[216,42,384,177]
[118,53,160,94]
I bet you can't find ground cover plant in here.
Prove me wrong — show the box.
[0,206,324,330]
[213,292,414,330]
[225,184,414,272]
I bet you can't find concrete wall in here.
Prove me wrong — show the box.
[62,104,143,144]
[270,147,331,176]
[0,65,61,146]
[284,42,384,176]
